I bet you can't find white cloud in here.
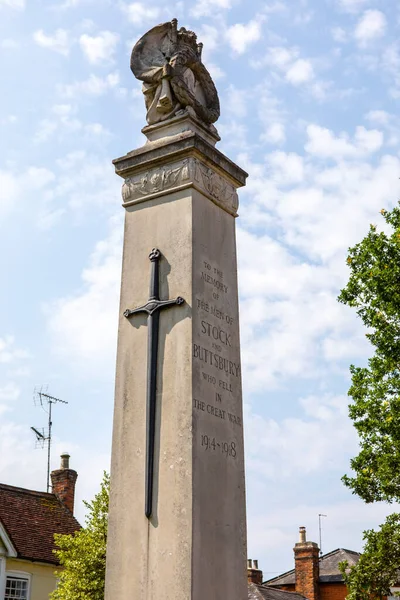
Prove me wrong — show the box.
[34,103,111,143]
[257,88,286,145]
[253,46,315,87]
[365,110,400,145]
[197,24,220,54]
[34,117,110,143]
[0,171,19,219]
[59,72,120,98]
[305,124,383,159]
[79,31,119,64]
[234,131,400,394]
[33,29,71,56]
[52,151,119,212]
[0,165,58,228]
[0,336,29,364]
[46,219,122,371]
[120,2,160,25]
[0,0,24,9]
[226,19,263,55]
[247,499,396,575]
[381,43,400,97]
[34,120,58,143]
[366,109,390,125]
[245,393,355,479]
[207,63,225,81]
[285,58,314,85]
[56,0,85,7]
[331,27,348,43]
[1,38,19,49]
[52,103,74,117]
[264,122,286,145]
[191,0,232,18]
[225,85,248,118]
[0,383,20,402]
[252,46,297,70]
[354,10,387,47]
[267,151,304,184]
[337,0,368,13]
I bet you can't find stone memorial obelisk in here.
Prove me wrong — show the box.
[105,18,248,600]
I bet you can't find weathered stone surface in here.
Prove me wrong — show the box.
[121,156,239,217]
[105,79,247,600]
[131,18,220,128]
[114,126,248,217]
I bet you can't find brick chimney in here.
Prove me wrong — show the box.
[247,559,263,585]
[294,527,320,600]
[50,453,78,514]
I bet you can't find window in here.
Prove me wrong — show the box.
[4,575,29,599]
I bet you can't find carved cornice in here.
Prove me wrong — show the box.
[121,157,239,217]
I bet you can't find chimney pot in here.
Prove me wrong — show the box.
[60,453,70,469]
[247,558,263,586]
[299,526,306,543]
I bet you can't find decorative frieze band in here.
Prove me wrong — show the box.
[121,157,239,216]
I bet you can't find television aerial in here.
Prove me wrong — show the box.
[31,386,68,493]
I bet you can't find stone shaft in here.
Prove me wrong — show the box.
[105,124,247,600]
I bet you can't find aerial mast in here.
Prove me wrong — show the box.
[31,386,68,492]
[318,513,327,557]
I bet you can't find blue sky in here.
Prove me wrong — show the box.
[1,0,400,578]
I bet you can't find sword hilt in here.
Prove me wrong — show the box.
[149,248,161,301]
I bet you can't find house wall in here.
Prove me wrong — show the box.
[270,582,349,600]
[6,558,58,600]
[320,583,348,600]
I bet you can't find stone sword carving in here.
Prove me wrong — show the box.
[123,248,184,518]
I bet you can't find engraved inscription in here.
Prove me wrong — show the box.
[201,434,237,458]
[194,255,242,467]
[201,272,228,294]
[201,320,231,347]
[194,399,242,428]
[193,344,240,377]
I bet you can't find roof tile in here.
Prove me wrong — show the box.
[264,548,361,587]
[0,483,80,564]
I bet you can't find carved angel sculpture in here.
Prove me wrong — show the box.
[131,18,220,126]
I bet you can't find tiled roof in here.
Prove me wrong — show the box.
[249,583,307,600]
[0,483,80,565]
[264,548,361,586]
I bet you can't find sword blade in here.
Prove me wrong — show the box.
[145,310,159,518]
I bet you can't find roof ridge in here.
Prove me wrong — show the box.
[264,567,295,584]
[259,585,306,597]
[320,548,360,560]
[0,483,55,498]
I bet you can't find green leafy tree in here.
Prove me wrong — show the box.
[51,472,109,600]
[340,513,400,600]
[338,205,400,598]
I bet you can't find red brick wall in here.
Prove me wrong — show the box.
[271,581,349,600]
[294,543,320,600]
[50,468,78,514]
[320,583,348,600]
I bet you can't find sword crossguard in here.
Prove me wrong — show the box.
[124,296,185,319]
